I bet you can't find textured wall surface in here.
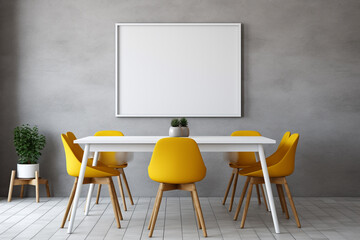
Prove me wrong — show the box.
[0,0,359,197]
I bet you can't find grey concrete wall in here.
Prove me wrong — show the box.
[0,0,359,197]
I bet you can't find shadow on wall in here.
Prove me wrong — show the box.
[0,2,19,196]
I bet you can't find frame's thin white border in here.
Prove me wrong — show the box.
[115,23,242,118]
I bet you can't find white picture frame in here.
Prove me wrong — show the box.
[115,23,242,117]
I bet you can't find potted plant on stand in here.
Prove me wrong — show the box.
[14,124,46,178]
[180,117,190,137]
[169,119,182,137]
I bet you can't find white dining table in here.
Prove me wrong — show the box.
[70,136,280,234]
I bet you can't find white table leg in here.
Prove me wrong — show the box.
[84,151,99,216]
[255,152,271,212]
[262,183,271,211]
[258,145,280,233]
[68,144,90,234]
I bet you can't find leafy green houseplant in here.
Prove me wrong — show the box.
[169,119,181,137]
[171,119,180,127]
[14,124,46,178]
[179,118,188,127]
[179,118,190,137]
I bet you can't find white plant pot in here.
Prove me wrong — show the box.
[17,163,39,178]
[181,127,190,137]
[169,127,182,137]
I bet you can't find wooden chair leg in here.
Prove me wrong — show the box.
[117,175,127,211]
[8,170,16,202]
[148,185,162,230]
[276,184,287,216]
[276,184,284,213]
[61,178,78,228]
[260,184,269,211]
[149,184,164,237]
[191,191,202,229]
[283,179,301,228]
[229,169,239,212]
[192,185,207,237]
[45,182,51,197]
[240,181,254,228]
[255,184,261,205]
[120,168,134,205]
[114,181,123,220]
[20,185,24,198]
[108,179,121,228]
[35,171,39,203]
[110,178,123,220]
[277,184,289,218]
[222,169,235,205]
[95,184,101,204]
[234,177,250,221]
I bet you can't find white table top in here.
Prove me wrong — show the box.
[74,136,276,145]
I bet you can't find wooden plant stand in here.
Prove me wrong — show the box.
[8,170,50,202]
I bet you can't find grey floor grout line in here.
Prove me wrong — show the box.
[67,197,106,239]
[38,198,87,240]
[0,198,26,215]
[84,201,111,240]
[139,197,152,239]
[0,199,36,224]
[119,197,141,240]
[207,197,224,240]
[11,198,64,240]
[28,198,70,240]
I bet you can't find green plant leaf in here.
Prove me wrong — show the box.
[179,118,188,127]
[171,119,180,127]
[14,124,46,164]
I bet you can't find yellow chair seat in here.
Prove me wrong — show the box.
[82,166,120,178]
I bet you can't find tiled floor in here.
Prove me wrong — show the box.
[0,196,359,239]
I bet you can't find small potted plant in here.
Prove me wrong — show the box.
[180,117,190,137]
[169,119,182,137]
[14,124,46,178]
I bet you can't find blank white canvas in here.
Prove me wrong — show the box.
[116,23,241,117]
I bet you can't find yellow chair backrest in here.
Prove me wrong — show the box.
[66,132,84,160]
[148,138,206,184]
[267,133,299,177]
[94,130,124,166]
[231,131,261,167]
[61,133,86,177]
[265,131,291,166]
[277,131,291,150]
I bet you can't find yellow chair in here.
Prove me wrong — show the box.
[222,130,268,212]
[66,132,107,167]
[60,134,122,229]
[234,133,301,228]
[92,130,134,211]
[232,131,292,218]
[147,138,207,237]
